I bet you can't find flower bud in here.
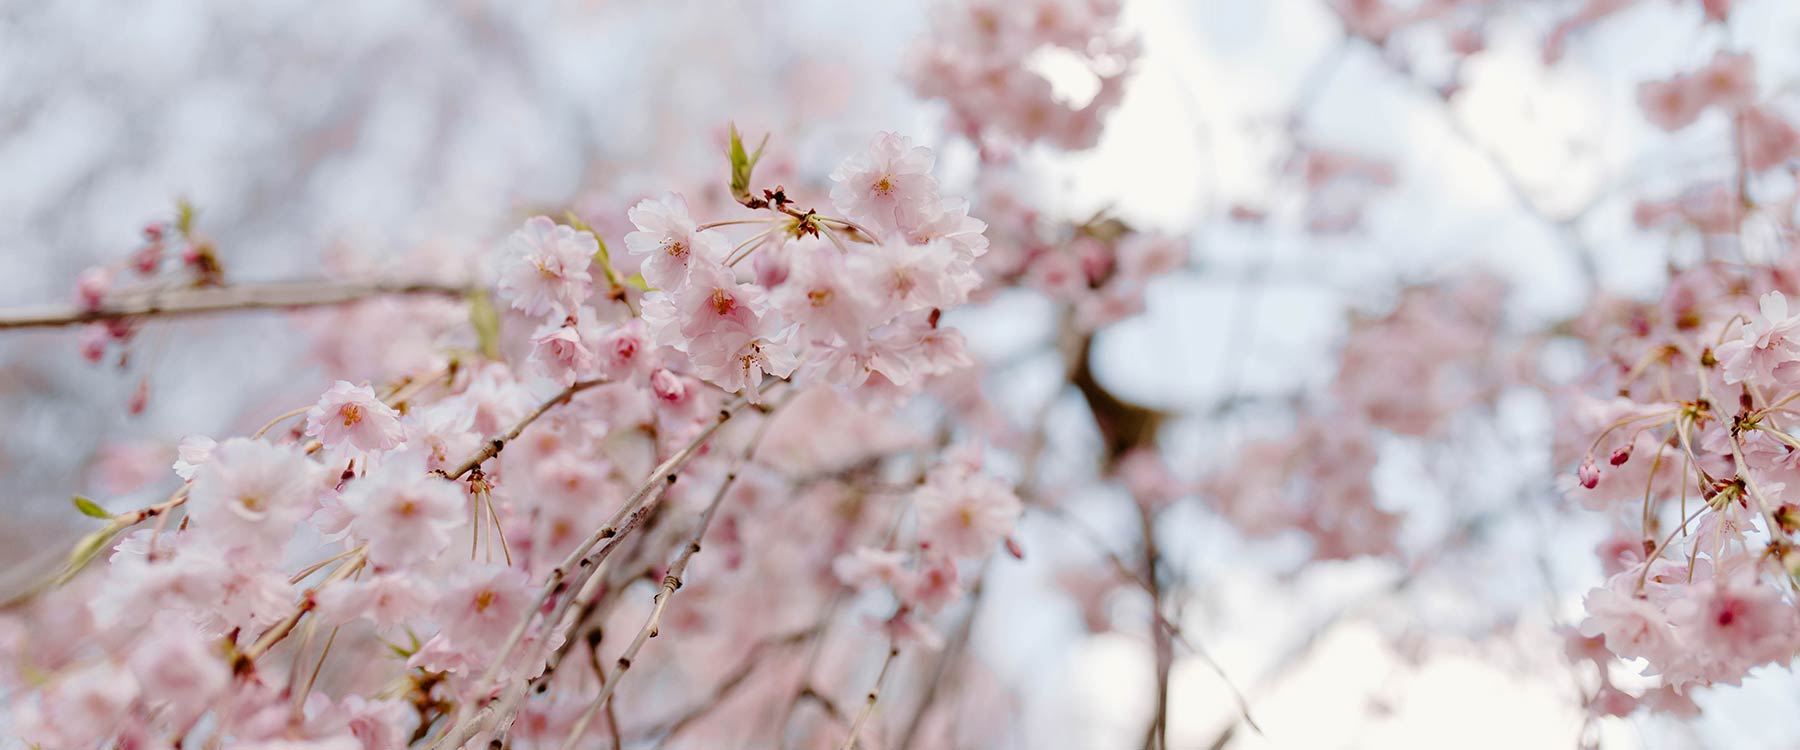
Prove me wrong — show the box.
[75,266,114,311]
[1578,456,1600,489]
[651,368,687,404]
[128,378,150,416]
[78,324,108,364]
[1609,444,1632,466]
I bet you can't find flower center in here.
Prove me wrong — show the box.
[710,289,737,316]
[340,403,363,427]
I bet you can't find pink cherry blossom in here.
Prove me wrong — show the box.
[829,132,940,234]
[127,619,230,726]
[496,216,597,318]
[74,265,114,310]
[172,434,217,481]
[1693,51,1756,111]
[306,380,406,453]
[624,192,728,290]
[912,459,1021,559]
[528,308,603,387]
[186,438,323,550]
[772,243,870,346]
[833,546,908,589]
[337,450,467,568]
[1638,76,1704,132]
[1716,291,1800,385]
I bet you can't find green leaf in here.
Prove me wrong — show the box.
[54,527,117,586]
[175,197,197,237]
[564,212,619,286]
[622,273,651,292]
[71,495,111,519]
[466,289,502,360]
[727,122,769,205]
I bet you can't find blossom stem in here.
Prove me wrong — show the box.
[839,643,900,750]
[558,392,788,750]
[251,406,312,440]
[240,550,367,664]
[815,216,878,241]
[435,383,783,750]
[438,378,609,480]
[725,228,775,267]
[696,218,779,231]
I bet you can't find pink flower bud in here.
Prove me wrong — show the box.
[75,266,114,311]
[651,368,687,404]
[130,242,163,275]
[1578,456,1600,489]
[128,378,150,416]
[1609,445,1632,466]
[78,324,108,364]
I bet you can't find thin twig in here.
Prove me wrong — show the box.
[438,378,608,481]
[559,395,787,749]
[430,384,781,750]
[839,643,900,750]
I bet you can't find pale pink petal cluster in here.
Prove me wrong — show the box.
[305,380,406,453]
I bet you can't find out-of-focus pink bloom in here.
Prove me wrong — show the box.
[338,450,466,568]
[833,546,907,589]
[1694,51,1756,111]
[128,620,230,726]
[1741,105,1798,172]
[186,438,322,550]
[913,463,1020,559]
[172,434,217,481]
[74,266,114,311]
[1638,76,1704,132]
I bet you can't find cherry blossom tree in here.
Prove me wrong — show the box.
[6,1,1800,749]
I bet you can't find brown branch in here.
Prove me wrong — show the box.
[559,394,786,749]
[1139,505,1171,750]
[238,550,367,666]
[430,384,782,750]
[839,643,901,750]
[641,627,818,747]
[439,378,608,480]
[896,567,987,750]
[0,278,468,331]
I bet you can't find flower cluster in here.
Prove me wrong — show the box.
[909,0,1140,152]
[1565,280,1800,702]
[5,131,1022,750]
[833,444,1022,647]
[973,183,1187,332]
[1201,278,1508,560]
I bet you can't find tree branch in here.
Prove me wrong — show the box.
[0,278,468,331]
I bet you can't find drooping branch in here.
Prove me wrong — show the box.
[0,278,469,331]
[439,378,609,481]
